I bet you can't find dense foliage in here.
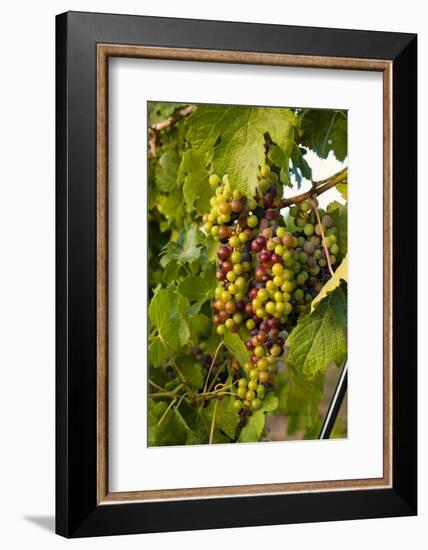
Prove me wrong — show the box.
[148,102,348,446]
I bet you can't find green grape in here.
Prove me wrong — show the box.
[209,174,220,186]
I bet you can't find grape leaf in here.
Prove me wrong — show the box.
[239,392,278,443]
[301,109,347,161]
[268,142,293,186]
[159,226,203,268]
[148,336,168,368]
[223,331,250,367]
[178,225,203,264]
[158,188,184,227]
[205,396,240,442]
[179,150,212,215]
[148,288,189,356]
[148,400,193,447]
[156,148,180,192]
[311,255,348,311]
[177,268,217,304]
[286,281,347,376]
[183,105,298,197]
[188,314,211,343]
[176,356,204,391]
[284,367,324,433]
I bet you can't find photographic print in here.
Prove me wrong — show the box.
[147,102,348,447]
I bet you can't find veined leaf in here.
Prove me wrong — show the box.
[183,105,298,197]
[239,392,278,443]
[311,255,348,311]
[286,281,347,376]
[223,331,250,367]
[148,287,189,358]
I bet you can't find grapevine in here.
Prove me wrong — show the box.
[148,102,348,445]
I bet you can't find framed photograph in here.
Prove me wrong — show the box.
[56,11,417,537]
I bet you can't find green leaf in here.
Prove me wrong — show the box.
[177,268,217,312]
[178,225,203,264]
[183,105,298,197]
[205,396,240,443]
[284,368,324,433]
[223,331,251,367]
[156,148,180,192]
[286,281,347,376]
[158,188,184,227]
[311,255,348,311]
[188,314,211,343]
[176,356,204,391]
[148,288,189,356]
[179,150,212,214]
[148,336,168,368]
[148,400,193,447]
[336,183,348,200]
[239,392,278,443]
[290,142,312,187]
[268,142,293,186]
[301,109,347,161]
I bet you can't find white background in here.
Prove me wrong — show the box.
[0,1,425,548]
[109,59,383,491]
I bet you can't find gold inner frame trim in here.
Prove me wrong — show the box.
[96,44,393,505]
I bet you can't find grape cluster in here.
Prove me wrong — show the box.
[203,166,341,417]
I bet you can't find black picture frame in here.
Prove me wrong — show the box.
[56,11,417,538]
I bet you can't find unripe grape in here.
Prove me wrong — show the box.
[281,280,294,293]
[260,164,271,178]
[251,398,261,410]
[266,280,276,293]
[322,214,334,228]
[246,390,256,401]
[225,318,235,329]
[209,174,220,186]
[272,263,284,275]
[237,387,247,399]
[304,224,314,236]
[295,289,304,302]
[248,380,258,391]
[246,319,255,330]
[330,243,339,255]
[226,271,236,282]
[247,215,258,228]
[234,399,242,410]
[254,346,265,358]
[239,232,249,243]
[265,301,276,315]
[259,371,269,383]
[249,369,259,380]
[217,324,226,335]
[273,275,283,287]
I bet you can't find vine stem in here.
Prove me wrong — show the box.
[203,341,224,394]
[279,167,347,208]
[207,361,227,393]
[148,383,185,399]
[149,105,195,156]
[209,399,218,444]
[310,198,335,277]
[156,397,177,428]
[158,335,190,389]
[148,379,168,392]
